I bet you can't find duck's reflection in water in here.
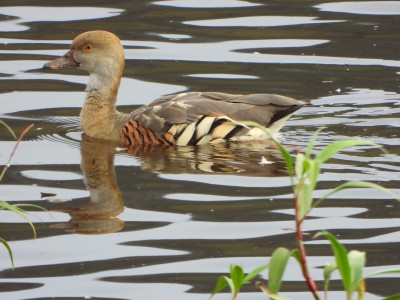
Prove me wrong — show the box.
[54,135,124,234]
[58,135,286,234]
[127,140,286,176]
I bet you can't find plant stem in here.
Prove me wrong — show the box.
[295,193,321,300]
[0,124,34,182]
[255,281,272,297]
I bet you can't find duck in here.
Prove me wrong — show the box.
[43,30,307,147]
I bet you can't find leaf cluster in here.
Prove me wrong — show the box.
[211,124,400,300]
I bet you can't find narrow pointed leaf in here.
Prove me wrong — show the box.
[364,269,400,280]
[382,294,400,300]
[317,231,352,292]
[307,160,320,191]
[0,120,17,140]
[275,140,294,184]
[316,140,385,164]
[315,181,400,208]
[14,203,48,211]
[0,202,37,238]
[0,123,34,182]
[295,153,305,180]
[210,276,228,298]
[300,160,320,218]
[0,237,14,269]
[211,276,229,298]
[298,188,310,223]
[243,264,268,282]
[261,125,294,181]
[0,201,47,239]
[305,127,325,159]
[268,247,291,294]
[224,277,236,296]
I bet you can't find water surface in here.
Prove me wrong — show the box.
[0,1,399,299]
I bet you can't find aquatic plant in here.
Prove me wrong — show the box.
[0,121,44,268]
[211,125,400,300]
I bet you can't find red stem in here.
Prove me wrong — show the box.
[294,192,321,300]
[0,124,34,181]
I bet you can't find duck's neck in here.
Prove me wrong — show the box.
[80,62,128,140]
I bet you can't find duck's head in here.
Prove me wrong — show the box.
[43,30,125,76]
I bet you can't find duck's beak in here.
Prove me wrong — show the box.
[43,49,80,70]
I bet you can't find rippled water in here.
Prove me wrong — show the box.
[0,1,399,299]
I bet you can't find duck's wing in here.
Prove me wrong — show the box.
[121,92,307,146]
[133,92,306,132]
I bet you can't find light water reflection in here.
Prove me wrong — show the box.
[0,6,123,32]
[152,0,262,8]
[0,0,399,299]
[183,16,344,27]
[315,1,400,15]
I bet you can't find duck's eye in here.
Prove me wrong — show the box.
[83,44,93,52]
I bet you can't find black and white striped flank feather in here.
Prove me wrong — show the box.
[121,92,307,146]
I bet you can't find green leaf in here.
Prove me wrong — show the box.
[382,294,400,300]
[0,120,17,140]
[230,264,245,293]
[0,201,37,238]
[305,127,325,159]
[224,276,235,297]
[268,247,291,294]
[314,181,400,208]
[13,203,48,211]
[0,237,14,269]
[210,276,230,298]
[316,139,385,164]
[317,231,352,293]
[299,160,321,218]
[290,249,301,265]
[295,153,305,180]
[323,262,337,293]
[243,264,268,282]
[348,250,366,293]
[211,263,269,299]
[307,160,320,192]
[364,268,400,279]
[276,141,295,187]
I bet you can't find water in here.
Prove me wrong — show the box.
[0,1,399,299]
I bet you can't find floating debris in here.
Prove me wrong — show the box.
[40,192,57,198]
[259,156,273,165]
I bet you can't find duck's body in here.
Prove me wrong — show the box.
[44,31,307,146]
